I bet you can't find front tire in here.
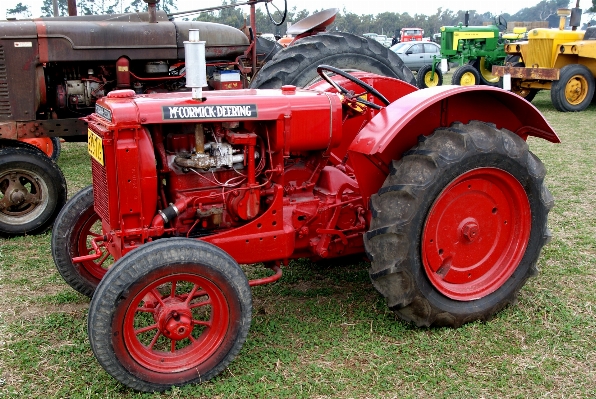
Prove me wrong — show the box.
[470,57,500,86]
[88,238,252,392]
[52,185,111,298]
[364,121,553,327]
[0,147,67,236]
[416,64,443,89]
[250,32,416,88]
[451,64,480,86]
[551,64,595,112]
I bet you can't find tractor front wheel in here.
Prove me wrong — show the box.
[88,238,252,392]
[451,65,480,86]
[0,147,67,236]
[52,185,111,298]
[416,64,443,89]
[364,121,553,327]
[551,64,595,112]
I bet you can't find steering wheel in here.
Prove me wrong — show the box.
[495,15,507,31]
[265,0,287,26]
[316,65,390,110]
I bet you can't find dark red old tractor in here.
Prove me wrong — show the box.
[51,31,558,390]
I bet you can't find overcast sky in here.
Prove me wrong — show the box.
[1,0,568,20]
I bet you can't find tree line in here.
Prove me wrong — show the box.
[6,0,576,37]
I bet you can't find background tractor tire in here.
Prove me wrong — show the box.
[364,121,553,327]
[52,186,111,298]
[470,57,500,86]
[551,64,595,112]
[88,238,252,392]
[451,64,480,86]
[0,147,67,237]
[250,32,416,89]
[416,64,443,89]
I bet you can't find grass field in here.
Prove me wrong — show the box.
[1,90,595,398]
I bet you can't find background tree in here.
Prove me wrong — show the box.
[7,2,32,18]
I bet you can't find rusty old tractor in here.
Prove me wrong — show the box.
[0,0,414,236]
[50,26,557,391]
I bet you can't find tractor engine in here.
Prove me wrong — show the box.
[85,86,366,263]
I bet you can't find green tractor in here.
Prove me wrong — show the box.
[418,13,525,89]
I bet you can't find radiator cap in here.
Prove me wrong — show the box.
[107,89,135,98]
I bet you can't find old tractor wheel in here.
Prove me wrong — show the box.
[551,64,595,112]
[451,65,480,86]
[88,238,252,392]
[416,64,443,89]
[52,186,112,298]
[470,58,499,86]
[0,147,67,237]
[250,32,416,89]
[364,121,553,327]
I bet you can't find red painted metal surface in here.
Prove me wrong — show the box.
[421,168,531,300]
[347,85,560,204]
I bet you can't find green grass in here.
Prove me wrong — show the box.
[1,93,596,398]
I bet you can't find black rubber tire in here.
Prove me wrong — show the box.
[550,64,595,112]
[50,137,61,161]
[470,58,500,86]
[416,64,443,89]
[364,121,553,327]
[52,185,109,298]
[0,147,67,237]
[88,238,252,392]
[498,62,539,102]
[250,32,416,89]
[451,64,480,86]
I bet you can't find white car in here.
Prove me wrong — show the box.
[390,41,441,72]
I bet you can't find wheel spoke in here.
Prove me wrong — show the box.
[171,280,178,298]
[135,324,158,335]
[151,288,166,306]
[170,339,176,353]
[189,298,212,309]
[94,251,111,268]
[136,306,157,313]
[184,284,200,305]
[193,319,212,327]
[148,330,161,350]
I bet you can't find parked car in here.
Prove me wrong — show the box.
[390,41,441,71]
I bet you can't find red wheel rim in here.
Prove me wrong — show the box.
[76,212,110,280]
[122,273,230,373]
[422,167,531,300]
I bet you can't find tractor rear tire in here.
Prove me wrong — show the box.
[451,65,480,86]
[52,185,110,298]
[0,147,67,237]
[364,121,553,327]
[550,64,595,112]
[250,32,416,89]
[470,57,500,86]
[88,238,252,392]
[416,64,443,89]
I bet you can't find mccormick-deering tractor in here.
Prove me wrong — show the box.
[52,28,558,392]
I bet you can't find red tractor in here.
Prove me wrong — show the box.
[0,1,413,236]
[51,31,557,391]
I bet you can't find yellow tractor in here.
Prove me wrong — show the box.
[493,6,596,111]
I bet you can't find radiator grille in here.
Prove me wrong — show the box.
[92,159,110,224]
[524,39,553,68]
[0,46,11,118]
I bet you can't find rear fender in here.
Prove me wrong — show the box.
[347,85,559,205]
